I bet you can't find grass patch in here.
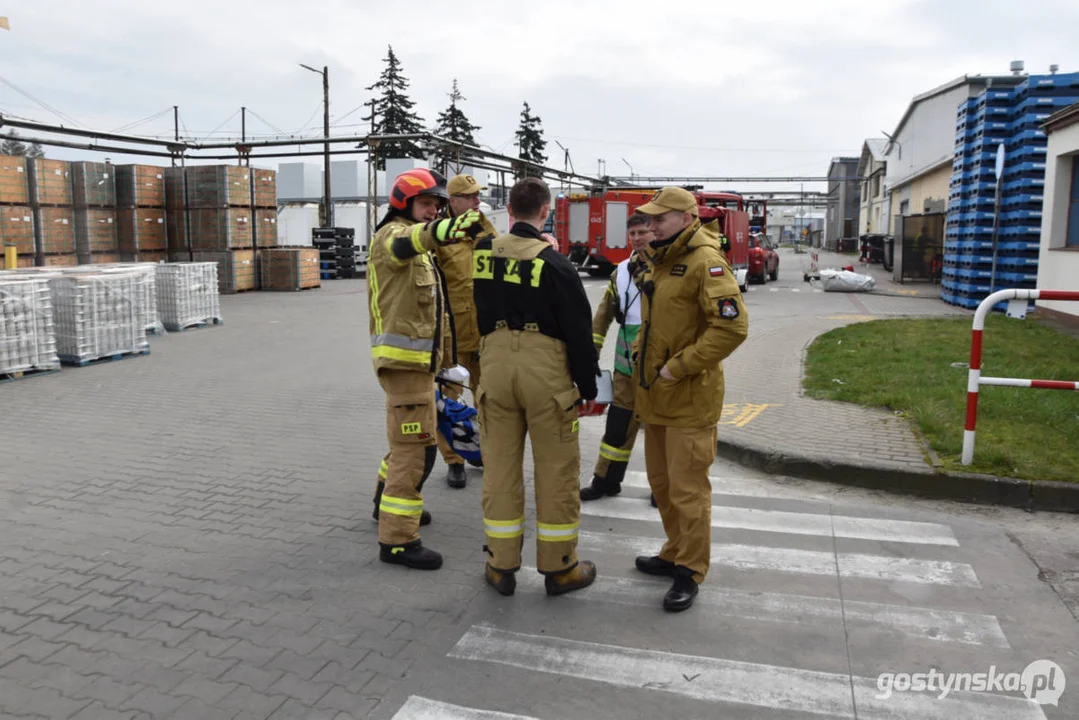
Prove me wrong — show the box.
[803,315,1079,482]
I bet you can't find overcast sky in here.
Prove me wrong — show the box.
[3,0,1079,196]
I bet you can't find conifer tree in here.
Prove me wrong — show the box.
[363,45,426,169]
[514,102,547,177]
[433,79,481,175]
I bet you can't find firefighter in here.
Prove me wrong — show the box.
[433,173,499,489]
[473,177,600,596]
[579,213,652,502]
[632,187,749,611]
[368,167,486,571]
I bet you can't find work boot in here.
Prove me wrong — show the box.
[446,464,467,489]
[663,566,699,613]
[650,493,657,508]
[580,476,621,502]
[635,555,676,577]
[372,483,431,526]
[379,541,443,570]
[544,560,597,596]
[485,564,516,596]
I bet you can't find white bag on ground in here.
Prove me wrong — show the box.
[819,269,876,293]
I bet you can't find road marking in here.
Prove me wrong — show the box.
[515,567,1008,647]
[770,287,780,292]
[578,530,979,587]
[449,626,1042,720]
[825,314,877,321]
[581,497,959,546]
[719,402,780,427]
[392,696,538,720]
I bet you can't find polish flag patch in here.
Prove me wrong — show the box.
[709,266,724,276]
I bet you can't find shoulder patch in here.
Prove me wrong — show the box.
[709,266,725,277]
[719,297,740,319]
[670,264,687,277]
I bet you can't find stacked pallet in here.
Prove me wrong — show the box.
[312,227,357,279]
[0,156,34,268]
[72,161,119,264]
[259,247,320,291]
[48,270,149,365]
[0,274,61,377]
[182,165,257,293]
[29,159,77,265]
[942,71,1079,310]
[155,262,223,331]
[164,166,188,261]
[115,164,167,264]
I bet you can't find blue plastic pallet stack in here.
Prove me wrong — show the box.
[942,72,1079,310]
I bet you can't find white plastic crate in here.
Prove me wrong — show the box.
[0,275,61,375]
[154,262,223,331]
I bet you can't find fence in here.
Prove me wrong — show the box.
[961,288,1079,465]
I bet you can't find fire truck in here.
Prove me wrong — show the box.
[554,188,758,291]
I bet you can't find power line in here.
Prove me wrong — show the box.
[0,75,83,127]
[111,107,174,134]
[549,132,857,155]
[246,109,284,136]
[199,109,240,142]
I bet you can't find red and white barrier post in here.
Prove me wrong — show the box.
[962,288,1079,465]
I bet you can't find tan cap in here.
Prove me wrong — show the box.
[635,187,698,216]
[447,174,487,196]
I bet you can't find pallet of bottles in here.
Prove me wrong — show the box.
[0,273,60,378]
[154,262,224,331]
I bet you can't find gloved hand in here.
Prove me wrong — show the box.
[432,210,484,246]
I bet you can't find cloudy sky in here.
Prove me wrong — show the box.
[3,0,1079,195]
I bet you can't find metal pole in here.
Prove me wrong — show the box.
[172,106,179,167]
[989,175,1003,294]
[240,107,246,167]
[323,65,333,229]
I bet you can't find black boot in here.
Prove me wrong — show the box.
[580,476,621,502]
[663,566,699,612]
[650,493,657,508]
[446,463,467,489]
[634,555,676,577]
[379,541,443,570]
[373,481,431,525]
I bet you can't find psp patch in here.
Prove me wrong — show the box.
[401,422,422,435]
[719,298,740,319]
[709,266,725,277]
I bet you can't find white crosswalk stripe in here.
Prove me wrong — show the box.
[578,529,978,586]
[394,465,1042,718]
[392,696,540,720]
[515,566,1006,647]
[581,496,960,546]
[448,626,1045,720]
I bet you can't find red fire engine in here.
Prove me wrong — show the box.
[554,188,759,291]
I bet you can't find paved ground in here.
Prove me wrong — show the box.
[716,247,966,475]
[1,261,1077,719]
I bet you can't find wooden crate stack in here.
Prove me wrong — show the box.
[28,159,77,266]
[164,167,188,262]
[72,161,119,265]
[0,156,35,266]
[258,246,320,291]
[183,165,259,293]
[115,164,167,264]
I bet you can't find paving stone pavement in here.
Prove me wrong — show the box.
[1,263,1075,719]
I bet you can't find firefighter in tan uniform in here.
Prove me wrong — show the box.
[367,168,486,571]
[432,173,499,489]
[632,187,749,611]
[580,213,652,501]
[473,178,600,596]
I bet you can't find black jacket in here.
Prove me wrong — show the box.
[474,222,599,399]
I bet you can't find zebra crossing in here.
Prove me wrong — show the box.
[389,469,1056,720]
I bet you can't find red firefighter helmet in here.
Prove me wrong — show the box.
[388,168,449,210]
